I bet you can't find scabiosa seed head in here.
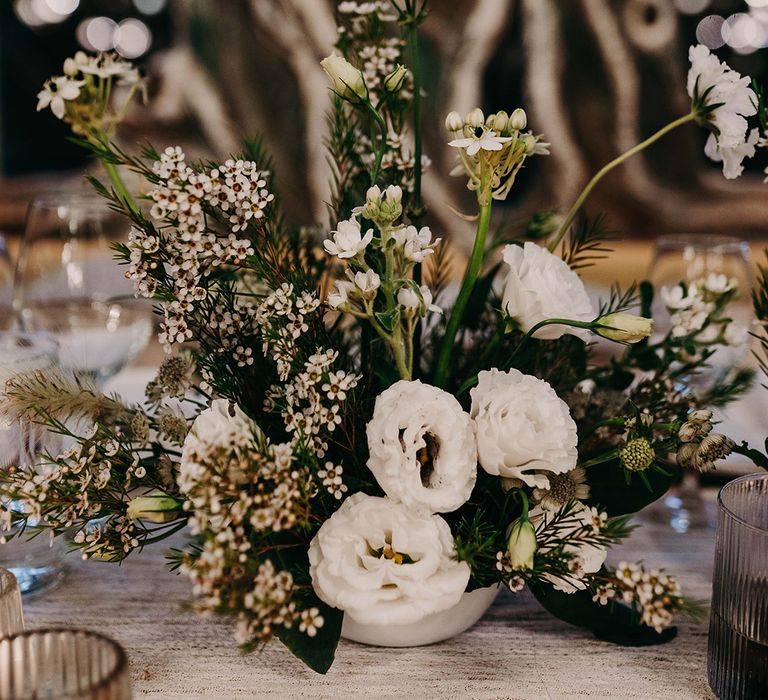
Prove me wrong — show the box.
[619,437,655,472]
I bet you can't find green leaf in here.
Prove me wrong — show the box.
[375,309,398,333]
[530,580,677,646]
[585,457,680,516]
[276,598,343,674]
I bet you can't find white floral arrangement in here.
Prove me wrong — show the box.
[4,0,768,674]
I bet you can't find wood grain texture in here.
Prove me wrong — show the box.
[22,510,717,699]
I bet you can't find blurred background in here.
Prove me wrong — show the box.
[2,0,768,250]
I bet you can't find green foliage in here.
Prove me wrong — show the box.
[585,458,681,516]
[276,601,343,675]
[561,214,613,271]
[530,581,677,646]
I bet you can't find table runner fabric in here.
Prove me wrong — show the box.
[23,514,715,699]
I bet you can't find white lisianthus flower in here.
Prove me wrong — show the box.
[320,52,367,100]
[308,493,470,625]
[323,218,374,259]
[366,380,477,513]
[501,242,595,341]
[179,399,259,493]
[687,44,757,179]
[36,76,85,119]
[470,368,578,489]
[530,504,607,593]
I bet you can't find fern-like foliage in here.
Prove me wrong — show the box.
[562,214,614,271]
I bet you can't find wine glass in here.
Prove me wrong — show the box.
[0,235,15,330]
[647,234,753,533]
[13,194,153,384]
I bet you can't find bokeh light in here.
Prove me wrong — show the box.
[696,14,725,49]
[721,12,766,54]
[133,0,166,15]
[674,0,711,15]
[77,16,119,51]
[115,18,152,59]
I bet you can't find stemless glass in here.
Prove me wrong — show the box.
[0,629,130,699]
[647,234,753,533]
[14,194,152,383]
[708,473,768,700]
[0,331,67,594]
[0,568,23,639]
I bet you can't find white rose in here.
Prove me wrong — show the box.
[320,52,367,100]
[501,242,595,341]
[366,380,477,513]
[470,368,577,489]
[531,503,606,593]
[308,493,470,625]
[179,399,258,493]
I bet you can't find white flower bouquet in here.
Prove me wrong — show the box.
[4,0,768,674]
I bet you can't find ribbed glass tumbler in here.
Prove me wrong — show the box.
[0,629,130,699]
[0,568,23,639]
[708,473,768,700]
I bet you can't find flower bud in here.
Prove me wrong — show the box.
[445,110,463,132]
[507,517,537,570]
[489,111,509,132]
[127,492,182,524]
[466,108,485,128]
[383,64,408,92]
[354,269,381,295]
[385,184,402,204]
[521,133,537,154]
[689,409,713,423]
[510,108,528,130]
[594,313,653,343]
[320,52,367,101]
[397,285,420,310]
[63,58,78,76]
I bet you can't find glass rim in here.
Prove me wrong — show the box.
[717,472,768,534]
[27,192,111,210]
[653,233,750,254]
[0,330,58,359]
[0,568,18,596]
[0,627,129,692]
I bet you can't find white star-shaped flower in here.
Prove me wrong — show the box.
[36,77,84,119]
[448,129,512,156]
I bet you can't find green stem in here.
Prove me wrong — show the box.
[407,21,424,376]
[548,111,697,253]
[456,317,597,397]
[433,200,492,388]
[408,23,423,222]
[369,106,388,184]
[103,160,140,217]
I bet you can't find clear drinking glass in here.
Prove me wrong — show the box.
[0,568,23,639]
[0,628,130,699]
[14,194,152,383]
[647,234,753,533]
[0,331,66,594]
[708,473,768,700]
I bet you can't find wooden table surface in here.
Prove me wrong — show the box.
[22,505,717,700]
